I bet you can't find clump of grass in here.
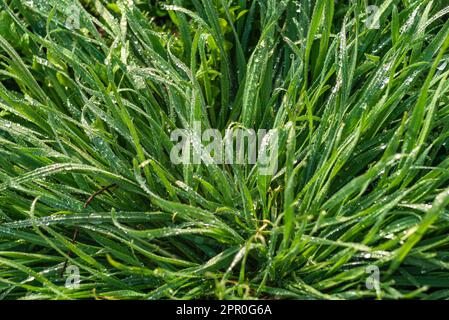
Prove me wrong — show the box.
[1,0,449,300]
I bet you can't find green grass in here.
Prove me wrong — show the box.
[1,0,449,300]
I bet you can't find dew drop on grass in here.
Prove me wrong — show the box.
[437,60,447,71]
[401,7,420,34]
[380,231,395,239]
[88,213,103,225]
[381,77,390,89]
[405,76,413,86]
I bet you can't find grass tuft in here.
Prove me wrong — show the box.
[1,0,449,299]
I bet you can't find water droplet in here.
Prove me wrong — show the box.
[437,60,447,71]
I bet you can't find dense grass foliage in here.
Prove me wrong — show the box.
[1,0,449,299]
